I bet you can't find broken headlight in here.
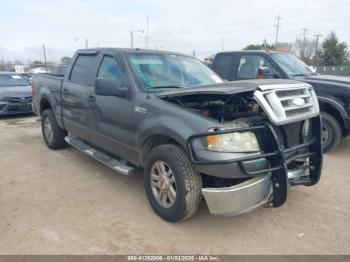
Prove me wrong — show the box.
[206,130,260,153]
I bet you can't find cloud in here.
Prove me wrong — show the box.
[0,0,349,61]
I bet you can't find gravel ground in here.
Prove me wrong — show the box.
[0,115,349,255]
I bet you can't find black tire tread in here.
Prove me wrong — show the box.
[321,111,342,152]
[41,109,67,149]
[145,144,202,222]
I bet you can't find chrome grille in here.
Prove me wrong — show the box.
[2,97,32,104]
[254,83,319,125]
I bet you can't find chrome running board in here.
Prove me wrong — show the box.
[64,136,134,176]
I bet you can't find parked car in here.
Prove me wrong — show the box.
[211,51,350,152]
[0,72,33,116]
[32,48,322,222]
[49,65,68,77]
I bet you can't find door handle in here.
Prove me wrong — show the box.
[62,88,68,94]
[88,95,96,102]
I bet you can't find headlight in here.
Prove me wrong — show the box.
[207,131,260,153]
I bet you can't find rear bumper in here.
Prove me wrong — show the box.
[202,174,272,216]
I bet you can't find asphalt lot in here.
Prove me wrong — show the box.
[0,115,349,255]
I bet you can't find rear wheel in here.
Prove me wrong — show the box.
[321,112,342,152]
[144,144,202,222]
[41,109,67,149]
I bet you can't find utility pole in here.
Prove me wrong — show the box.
[314,34,323,68]
[42,44,47,72]
[145,16,149,49]
[85,39,89,49]
[274,14,281,49]
[301,28,308,58]
[221,38,224,51]
[263,39,267,51]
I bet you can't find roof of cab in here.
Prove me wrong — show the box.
[216,50,287,55]
[75,48,192,57]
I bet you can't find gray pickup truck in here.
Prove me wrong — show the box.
[32,48,323,222]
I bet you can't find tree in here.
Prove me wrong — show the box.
[243,43,274,51]
[319,32,348,66]
[294,38,317,65]
[60,56,72,65]
[30,61,44,68]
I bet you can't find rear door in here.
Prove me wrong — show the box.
[61,52,97,140]
[86,52,139,163]
[211,53,235,81]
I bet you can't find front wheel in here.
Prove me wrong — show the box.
[321,112,342,152]
[144,144,202,222]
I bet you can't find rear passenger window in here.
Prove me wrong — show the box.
[70,55,96,85]
[213,54,233,80]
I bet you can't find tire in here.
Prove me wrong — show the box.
[41,109,67,149]
[144,144,202,222]
[321,111,342,152]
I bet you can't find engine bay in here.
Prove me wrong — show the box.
[164,92,264,123]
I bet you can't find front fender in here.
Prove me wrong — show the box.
[137,115,198,151]
[317,94,348,118]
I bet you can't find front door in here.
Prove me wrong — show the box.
[234,54,278,80]
[87,53,139,163]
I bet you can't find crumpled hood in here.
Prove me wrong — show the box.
[156,79,303,98]
[0,85,32,99]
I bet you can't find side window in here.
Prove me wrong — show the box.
[97,56,123,81]
[70,55,97,85]
[236,55,276,80]
[213,54,233,80]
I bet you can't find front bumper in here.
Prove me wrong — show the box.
[202,174,272,216]
[187,117,323,216]
[0,100,33,116]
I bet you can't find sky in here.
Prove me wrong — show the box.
[0,0,349,62]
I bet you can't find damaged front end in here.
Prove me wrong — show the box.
[159,81,323,216]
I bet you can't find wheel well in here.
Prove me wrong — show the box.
[40,98,51,115]
[141,134,181,165]
[319,102,345,132]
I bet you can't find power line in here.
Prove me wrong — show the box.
[274,14,282,48]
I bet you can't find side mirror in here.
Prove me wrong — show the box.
[95,78,129,97]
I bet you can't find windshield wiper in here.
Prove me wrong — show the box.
[292,73,309,77]
[149,85,187,89]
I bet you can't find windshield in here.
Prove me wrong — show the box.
[270,53,314,76]
[0,74,29,87]
[127,53,223,89]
